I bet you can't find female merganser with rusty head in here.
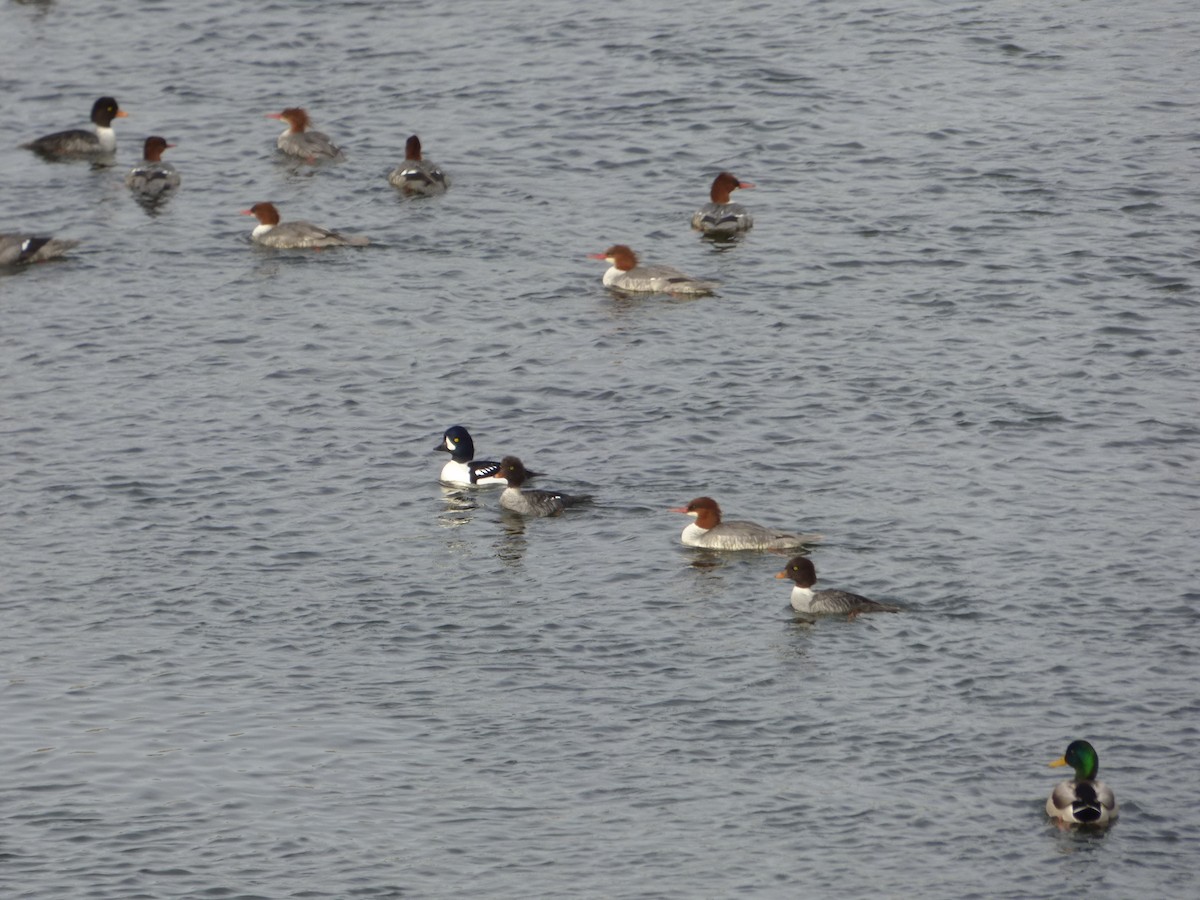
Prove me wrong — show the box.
[266,107,344,162]
[0,233,79,265]
[125,137,180,197]
[691,172,754,236]
[589,245,716,296]
[775,556,899,619]
[1046,740,1118,827]
[241,202,369,249]
[388,135,449,195]
[496,457,578,517]
[22,96,128,161]
[436,425,536,486]
[671,497,821,551]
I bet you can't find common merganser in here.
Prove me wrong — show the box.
[589,245,715,296]
[125,136,180,196]
[671,497,821,551]
[496,457,578,517]
[388,135,449,195]
[691,172,754,236]
[0,233,79,265]
[241,202,369,249]
[1046,740,1118,827]
[775,556,899,619]
[266,107,344,162]
[22,96,127,160]
[436,425,532,486]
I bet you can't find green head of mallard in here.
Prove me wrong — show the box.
[1049,739,1100,781]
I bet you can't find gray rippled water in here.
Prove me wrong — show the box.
[3,1,1199,897]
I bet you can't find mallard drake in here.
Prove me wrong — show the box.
[1046,740,1118,826]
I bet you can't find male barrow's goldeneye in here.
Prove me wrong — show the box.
[436,425,539,487]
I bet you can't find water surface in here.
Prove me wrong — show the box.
[3,1,1199,897]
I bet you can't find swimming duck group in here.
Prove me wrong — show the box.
[11,95,1120,831]
[7,96,748,263]
[438,424,1119,827]
[7,97,451,255]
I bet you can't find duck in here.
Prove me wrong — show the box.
[495,457,579,517]
[691,171,754,236]
[0,233,79,266]
[22,96,127,160]
[266,107,344,162]
[436,425,531,486]
[1046,740,1118,827]
[671,497,821,551]
[775,556,899,619]
[388,135,449,195]
[241,202,369,249]
[589,245,716,296]
[125,136,180,197]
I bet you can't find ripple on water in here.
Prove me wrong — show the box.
[3,0,1200,898]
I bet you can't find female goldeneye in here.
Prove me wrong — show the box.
[22,96,127,161]
[775,556,900,619]
[496,457,579,517]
